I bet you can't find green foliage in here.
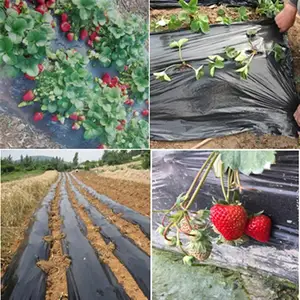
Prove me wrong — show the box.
[216,9,232,26]
[219,151,276,175]
[256,0,283,18]
[56,0,147,71]
[141,151,150,169]
[0,7,55,77]
[152,0,209,34]
[208,55,225,77]
[102,150,143,166]
[272,43,285,62]
[120,58,149,102]
[111,118,149,149]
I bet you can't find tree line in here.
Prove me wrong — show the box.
[1,150,150,175]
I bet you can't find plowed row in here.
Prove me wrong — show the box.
[1,172,150,300]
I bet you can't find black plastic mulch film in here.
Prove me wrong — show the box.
[152,151,299,249]
[150,21,300,141]
[1,173,150,299]
[71,173,151,238]
[150,0,257,8]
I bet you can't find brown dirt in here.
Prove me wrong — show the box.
[92,161,150,185]
[37,178,70,300]
[74,172,150,217]
[65,178,147,300]
[0,114,61,149]
[151,5,261,23]
[117,0,148,18]
[150,7,300,149]
[69,176,150,255]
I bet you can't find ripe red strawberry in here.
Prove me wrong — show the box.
[95,25,101,32]
[245,215,271,243]
[78,115,86,121]
[142,109,149,117]
[51,115,59,122]
[60,22,71,32]
[33,112,43,122]
[25,74,35,80]
[61,13,68,22]
[124,99,134,106]
[210,204,248,241]
[69,113,78,121]
[110,77,118,87]
[72,123,80,130]
[89,32,98,41]
[119,119,126,126]
[102,73,111,85]
[12,4,21,13]
[37,0,45,4]
[80,29,88,40]
[38,64,44,73]
[23,90,35,101]
[87,39,93,47]
[66,32,74,41]
[116,124,123,131]
[4,0,10,8]
[119,84,128,92]
[35,4,48,14]
[46,0,55,8]
[97,144,106,149]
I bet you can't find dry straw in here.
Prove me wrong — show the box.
[1,171,58,269]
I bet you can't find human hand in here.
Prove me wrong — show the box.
[275,3,297,32]
[293,104,300,127]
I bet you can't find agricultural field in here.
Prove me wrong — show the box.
[150,1,300,149]
[1,158,150,299]
[0,0,149,149]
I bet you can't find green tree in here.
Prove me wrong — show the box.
[73,152,79,168]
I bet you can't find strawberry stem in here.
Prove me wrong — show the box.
[185,152,219,210]
[184,152,216,202]
[220,162,228,202]
[163,222,174,241]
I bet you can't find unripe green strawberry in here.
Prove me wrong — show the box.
[210,203,247,241]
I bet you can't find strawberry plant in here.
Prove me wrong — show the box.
[18,48,149,148]
[256,0,283,18]
[120,58,149,102]
[0,4,55,77]
[155,151,275,265]
[216,9,232,26]
[55,0,147,71]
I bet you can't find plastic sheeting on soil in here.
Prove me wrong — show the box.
[66,174,150,298]
[150,21,300,141]
[150,0,257,8]
[59,175,130,300]
[71,174,150,238]
[152,151,299,249]
[1,175,61,300]
[0,14,148,149]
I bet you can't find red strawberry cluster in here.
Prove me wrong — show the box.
[24,64,44,80]
[35,0,55,15]
[5,0,25,14]
[210,203,271,243]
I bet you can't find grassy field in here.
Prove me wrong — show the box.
[1,169,46,183]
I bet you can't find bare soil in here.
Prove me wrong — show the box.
[70,176,150,255]
[37,178,70,300]
[92,161,150,185]
[74,172,150,217]
[150,7,300,149]
[0,114,61,149]
[65,178,147,300]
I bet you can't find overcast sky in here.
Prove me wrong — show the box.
[1,150,104,163]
